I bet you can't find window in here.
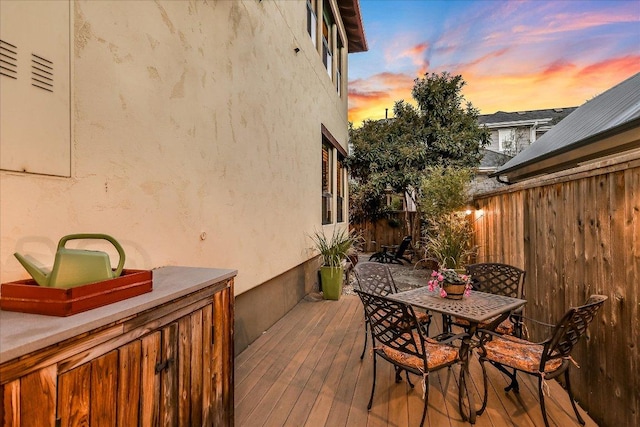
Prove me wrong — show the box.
[321,125,348,225]
[336,157,345,222]
[322,5,334,78]
[306,0,317,48]
[322,142,333,224]
[498,128,515,152]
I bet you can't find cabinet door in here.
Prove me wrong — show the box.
[57,346,139,427]
[54,301,220,427]
[133,304,215,426]
[1,365,56,426]
[117,341,142,425]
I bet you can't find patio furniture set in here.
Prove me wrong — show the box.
[352,261,607,427]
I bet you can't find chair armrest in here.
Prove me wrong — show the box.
[512,313,555,329]
[476,327,548,347]
[433,332,469,346]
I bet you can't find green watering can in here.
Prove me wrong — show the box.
[14,234,125,289]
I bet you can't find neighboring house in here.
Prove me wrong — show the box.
[469,148,513,194]
[479,107,577,156]
[493,72,640,183]
[472,107,577,194]
[0,0,367,353]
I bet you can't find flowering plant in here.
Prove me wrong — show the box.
[427,269,472,298]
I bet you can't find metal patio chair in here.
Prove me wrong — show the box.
[354,289,465,427]
[369,235,413,264]
[444,263,526,337]
[353,262,431,358]
[476,294,608,427]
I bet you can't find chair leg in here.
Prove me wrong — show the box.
[369,252,383,262]
[477,359,489,415]
[394,366,403,383]
[360,318,368,360]
[565,369,586,425]
[489,360,520,392]
[368,353,377,410]
[405,371,414,388]
[419,380,428,427]
[538,375,551,427]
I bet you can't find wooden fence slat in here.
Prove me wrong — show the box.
[472,161,640,427]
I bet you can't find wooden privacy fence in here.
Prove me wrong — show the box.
[351,211,421,253]
[472,153,639,427]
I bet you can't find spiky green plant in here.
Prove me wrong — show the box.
[311,228,360,268]
[424,212,477,269]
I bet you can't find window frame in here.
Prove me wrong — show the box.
[306,0,317,48]
[321,125,348,225]
[336,156,345,223]
[321,4,334,79]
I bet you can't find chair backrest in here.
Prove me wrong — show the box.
[465,263,525,299]
[394,236,412,258]
[543,295,608,363]
[354,289,423,358]
[353,261,398,296]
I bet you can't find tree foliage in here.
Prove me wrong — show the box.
[347,72,489,224]
[420,165,473,224]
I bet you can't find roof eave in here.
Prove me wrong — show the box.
[337,0,368,52]
[480,118,552,128]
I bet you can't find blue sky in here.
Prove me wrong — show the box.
[348,0,640,125]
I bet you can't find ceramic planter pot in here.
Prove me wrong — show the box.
[320,266,343,300]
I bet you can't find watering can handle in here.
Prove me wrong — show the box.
[57,234,126,277]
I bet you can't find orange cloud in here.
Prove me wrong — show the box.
[348,72,416,124]
[349,55,640,125]
[578,55,640,79]
[402,42,428,58]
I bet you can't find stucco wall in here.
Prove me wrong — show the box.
[0,0,350,296]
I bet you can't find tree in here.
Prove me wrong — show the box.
[420,165,473,223]
[347,72,489,234]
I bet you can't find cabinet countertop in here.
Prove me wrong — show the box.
[0,266,237,364]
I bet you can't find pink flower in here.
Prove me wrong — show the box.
[431,271,438,277]
[440,288,447,298]
[437,274,444,281]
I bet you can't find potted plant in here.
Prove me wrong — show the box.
[311,228,359,300]
[427,268,472,299]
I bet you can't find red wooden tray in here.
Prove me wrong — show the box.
[0,269,152,317]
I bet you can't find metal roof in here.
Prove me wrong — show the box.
[494,72,640,182]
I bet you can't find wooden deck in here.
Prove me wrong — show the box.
[235,294,599,427]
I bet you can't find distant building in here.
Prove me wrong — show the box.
[479,107,578,156]
[472,107,577,193]
[494,73,640,183]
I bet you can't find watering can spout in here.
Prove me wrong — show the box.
[14,252,50,287]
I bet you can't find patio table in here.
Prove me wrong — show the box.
[387,287,527,424]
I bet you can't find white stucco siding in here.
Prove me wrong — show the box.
[0,0,350,295]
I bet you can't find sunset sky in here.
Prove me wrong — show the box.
[347,0,640,126]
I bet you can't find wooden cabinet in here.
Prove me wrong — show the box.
[0,267,235,427]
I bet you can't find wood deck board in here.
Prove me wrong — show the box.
[235,295,599,427]
[236,295,348,426]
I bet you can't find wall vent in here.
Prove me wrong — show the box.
[31,53,53,92]
[0,39,18,79]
